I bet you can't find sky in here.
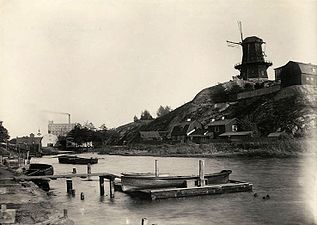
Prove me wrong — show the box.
[0,0,316,137]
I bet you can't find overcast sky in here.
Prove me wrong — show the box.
[0,0,316,137]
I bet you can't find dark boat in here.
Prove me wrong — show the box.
[58,155,98,165]
[121,170,232,192]
[24,163,54,191]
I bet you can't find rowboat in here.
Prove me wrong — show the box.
[24,163,54,176]
[24,163,54,191]
[121,170,232,192]
[58,155,98,165]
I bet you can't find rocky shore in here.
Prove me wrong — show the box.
[0,165,74,225]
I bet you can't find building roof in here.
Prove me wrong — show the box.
[139,131,161,139]
[171,124,190,136]
[188,128,206,136]
[219,131,253,137]
[207,118,237,126]
[267,131,287,138]
[275,61,317,75]
[242,36,264,44]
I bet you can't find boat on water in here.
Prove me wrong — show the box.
[58,155,98,165]
[23,163,54,191]
[121,170,232,192]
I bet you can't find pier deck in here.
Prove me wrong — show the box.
[1,172,120,181]
[126,180,253,200]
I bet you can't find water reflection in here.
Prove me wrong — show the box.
[32,154,316,225]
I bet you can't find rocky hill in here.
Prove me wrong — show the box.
[114,83,317,144]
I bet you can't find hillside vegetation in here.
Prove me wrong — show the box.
[112,83,317,144]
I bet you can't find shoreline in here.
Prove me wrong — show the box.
[0,164,74,225]
[93,139,315,158]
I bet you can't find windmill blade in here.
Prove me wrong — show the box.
[226,40,241,47]
[237,21,243,41]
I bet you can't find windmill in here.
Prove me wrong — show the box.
[226,21,244,47]
[227,21,272,81]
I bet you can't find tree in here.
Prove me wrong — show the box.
[0,121,10,142]
[156,106,172,117]
[140,110,153,120]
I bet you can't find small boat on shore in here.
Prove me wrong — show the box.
[23,163,54,191]
[121,170,232,192]
[58,155,98,165]
[24,163,54,176]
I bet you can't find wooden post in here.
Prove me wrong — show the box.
[154,160,159,177]
[66,179,73,194]
[141,218,149,225]
[26,151,30,165]
[63,209,68,218]
[199,160,205,187]
[109,178,115,198]
[87,163,91,180]
[99,176,105,196]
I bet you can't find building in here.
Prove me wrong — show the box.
[139,131,162,142]
[188,128,214,143]
[170,120,203,142]
[48,121,76,137]
[16,133,42,153]
[234,36,272,81]
[275,61,317,87]
[219,131,253,141]
[207,118,238,138]
[41,131,58,147]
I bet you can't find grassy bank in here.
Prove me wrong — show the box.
[96,139,314,158]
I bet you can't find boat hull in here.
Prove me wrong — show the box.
[58,156,98,165]
[24,163,54,191]
[121,170,231,192]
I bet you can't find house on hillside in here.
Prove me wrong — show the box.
[187,128,214,143]
[274,61,317,87]
[15,133,42,154]
[139,131,162,142]
[170,120,203,142]
[206,118,238,138]
[219,131,253,141]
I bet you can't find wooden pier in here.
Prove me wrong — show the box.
[123,180,253,200]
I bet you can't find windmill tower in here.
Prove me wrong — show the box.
[227,22,272,81]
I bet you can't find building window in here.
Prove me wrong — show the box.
[232,125,238,132]
[214,126,219,132]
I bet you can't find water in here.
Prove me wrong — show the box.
[31,153,317,225]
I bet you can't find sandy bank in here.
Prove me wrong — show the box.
[0,165,74,225]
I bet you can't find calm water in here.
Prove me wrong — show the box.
[31,153,317,225]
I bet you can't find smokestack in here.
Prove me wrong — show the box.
[68,114,70,124]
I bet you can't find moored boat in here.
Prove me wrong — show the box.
[121,170,232,192]
[58,155,98,165]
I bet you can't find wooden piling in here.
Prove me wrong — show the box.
[66,179,73,194]
[198,160,205,187]
[99,176,105,196]
[154,160,159,177]
[63,209,68,218]
[87,163,91,180]
[141,218,149,225]
[109,179,115,198]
